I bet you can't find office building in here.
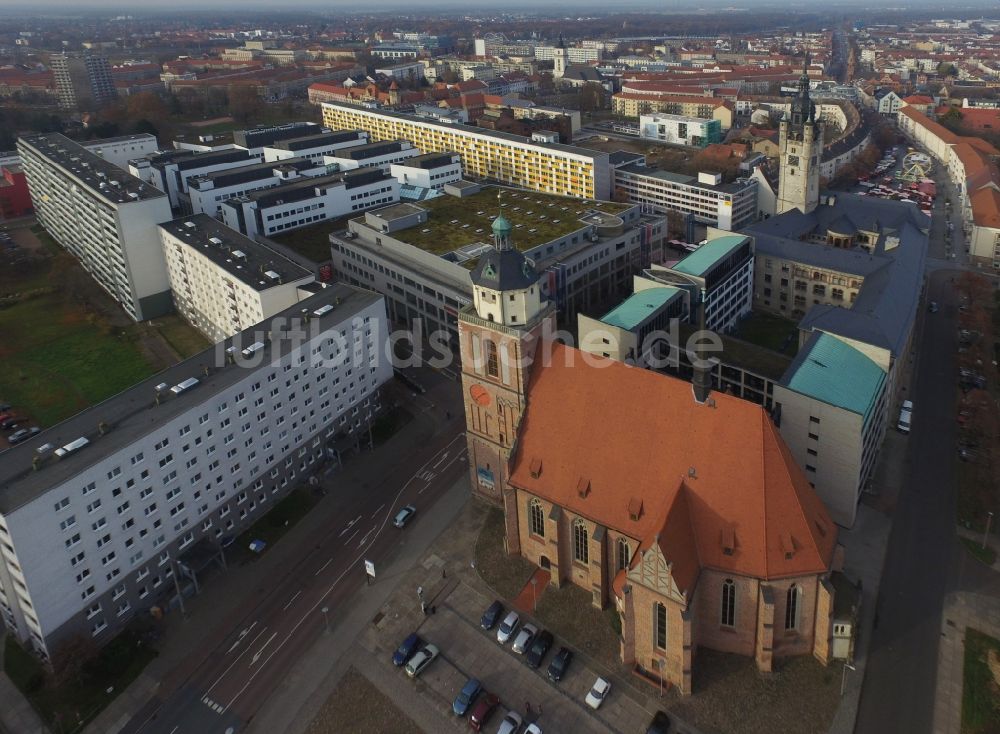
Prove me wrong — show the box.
[159,215,315,342]
[186,158,328,218]
[262,130,369,166]
[129,149,258,211]
[81,135,159,171]
[51,53,117,110]
[0,285,392,657]
[639,114,724,149]
[323,140,420,175]
[231,122,325,157]
[17,134,174,321]
[390,152,463,192]
[320,101,611,199]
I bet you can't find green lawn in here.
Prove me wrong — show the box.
[270,219,346,264]
[150,315,212,359]
[369,406,413,447]
[28,224,62,256]
[474,507,537,600]
[734,311,801,356]
[960,537,998,567]
[231,489,319,563]
[962,628,1000,734]
[0,290,157,426]
[4,632,157,733]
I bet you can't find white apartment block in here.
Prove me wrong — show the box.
[81,134,159,171]
[612,158,759,232]
[374,61,426,81]
[221,168,399,240]
[159,215,315,343]
[0,285,392,657]
[390,152,462,191]
[186,158,328,218]
[262,130,370,166]
[129,149,258,210]
[323,140,421,175]
[17,133,175,321]
[534,45,601,63]
[639,113,723,148]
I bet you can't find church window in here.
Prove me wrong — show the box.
[655,602,667,650]
[721,579,736,627]
[785,584,800,630]
[617,538,629,572]
[485,340,499,378]
[572,519,589,564]
[529,499,545,537]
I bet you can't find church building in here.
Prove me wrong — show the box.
[460,213,843,694]
[776,58,824,215]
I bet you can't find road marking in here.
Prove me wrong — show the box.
[345,528,360,545]
[314,557,334,576]
[357,527,375,548]
[226,621,257,654]
[371,503,385,519]
[251,632,278,666]
[281,590,302,611]
[204,625,269,696]
[432,452,449,469]
[170,727,180,734]
[339,515,362,537]
[222,432,466,714]
[417,470,436,482]
[201,696,224,714]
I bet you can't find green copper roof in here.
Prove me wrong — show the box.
[491,213,512,235]
[784,332,886,425]
[671,234,750,278]
[600,287,681,331]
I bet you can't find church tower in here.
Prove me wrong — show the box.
[777,56,823,214]
[459,211,556,552]
[553,34,568,79]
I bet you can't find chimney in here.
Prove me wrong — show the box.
[692,300,713,404]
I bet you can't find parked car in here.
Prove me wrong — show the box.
[585,676,611,709]
[480,600,504,630]
[547,646,573,682]
[392,632,422,667]
[453,677,482,716]
[525,630,554,669]
[512,623,538,654]
[393,505,417,528]
[646,710,672,734]
[404,643,439,678]
[525,725,542,734]
[0,413,14,424]
[897,400,913,434]
[7,427,39,445]
[0,403,11,412]
[496,711,523,734]
[1,417,25,430]
[928,301,939,313]
[468,692,500,731]
[496,610,520,645]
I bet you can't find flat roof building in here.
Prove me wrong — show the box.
[262,130,370,165]
[323,139,420,174]
[186,158,328,218]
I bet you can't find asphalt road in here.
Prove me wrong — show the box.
[123,369,466,734]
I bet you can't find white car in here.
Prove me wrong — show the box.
[404,643,440,678]
[496,711,523,734]
[496,611,520,645]
[897,400,913,434]
[525,725,542,734]
[585,676,611,709]
[511,623,538,654]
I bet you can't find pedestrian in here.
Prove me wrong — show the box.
[537,703,542,715]
[525,702,532,716]
[442,567,447,579]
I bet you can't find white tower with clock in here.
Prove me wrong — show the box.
[777,57,823,215]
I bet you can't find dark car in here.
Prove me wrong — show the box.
[392,632,421,667]
[646,710,672,734]
[1,417,24,430]
[928,301,939,313]
[525,629,554,669]
[547,646,573,682]
[480,600,504,630]
[7,427,39,445]
[468,692,500,731]
[452,677,482,716]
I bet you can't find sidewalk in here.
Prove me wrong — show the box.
[0,637,49,734]
[956,525,1000,572]
[932,591,1000,734]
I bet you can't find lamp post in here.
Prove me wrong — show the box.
[983,511,994,551]
[531,578,538,611]
[840,661,856,696]
[657,658,666,697]
[321,606,330,633]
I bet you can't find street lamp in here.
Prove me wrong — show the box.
[984,512,994,551]
[531,578,538,611]
[321,606,330,634]
[840,661,856,696]
[657,658,666,697]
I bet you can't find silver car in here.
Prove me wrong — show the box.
[404,643,440,678]
[511,623,538,654]
[496,611,520,645]
[496,711,523,734]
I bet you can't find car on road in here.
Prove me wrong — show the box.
[646,710,672,734]
[547,646,573,682]
[897,400,913,434]
[480,600,504,630]
[585,676,611,709]
[404,643,439,678]
[7,427,39,445]
[511,623,538,654]
[497,610,520,645]
[393,505,416,528]
[392,632,422,666]
[496,711,523,734]
[468,691,500,731]
[525,629,554,668]
[928,301,939,313]
[453,677,482,716]
[525,725,542,734]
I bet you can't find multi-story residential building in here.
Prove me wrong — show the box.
[51,53,117,110]
[533,44,601,63]
[639,114,723,148]
[390,152,463,192]
[129,149,258,210]
[329,186,665,344]
[374,61,426,82]
[613,94,734,130]
[612,157,758,232]
[371,43,420,60]
[186,158,328,218]
[17,133,174,321]
[81,135,159,171]
[221,168,399,240]
[159,215,314,342]
[0,285,392,657]
[323,140,421,175]
[262,130,369,165]
[320,101,611,199]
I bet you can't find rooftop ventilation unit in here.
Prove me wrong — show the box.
[264,270,280,280]
[170,377,200,395]
[209,237,223,245]
[232,250,247,259]
[55,437,90,458]
[313,304,334,317]
[241,341,265,357]
[184,221,196,229]
[155,382,169,392]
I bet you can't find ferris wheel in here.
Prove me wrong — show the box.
[898,151,934,182]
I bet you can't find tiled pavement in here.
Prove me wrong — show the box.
[932,591,1000,734]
